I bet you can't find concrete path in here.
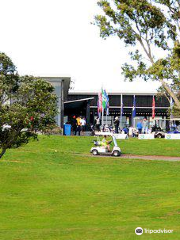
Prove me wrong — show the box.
[87,153,180,161]
[121,154,180,161]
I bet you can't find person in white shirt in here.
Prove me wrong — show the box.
[80,117,86,134]
[95,117,101,131]
[142,118,148,134]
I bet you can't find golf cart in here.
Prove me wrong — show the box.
[90,132,121,157]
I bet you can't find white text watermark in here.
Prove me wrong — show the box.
[135,227,173,235]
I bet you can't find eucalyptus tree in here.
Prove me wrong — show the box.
[95,0,180,109]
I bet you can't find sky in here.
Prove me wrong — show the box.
[0,0,160,93]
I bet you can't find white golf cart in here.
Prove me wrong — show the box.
[90,132,121,157]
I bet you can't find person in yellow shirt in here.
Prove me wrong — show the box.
[76,116,81,136]
[101,135,111,152]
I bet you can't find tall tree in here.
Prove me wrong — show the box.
[0,53,57,158]
[94,0,180,110]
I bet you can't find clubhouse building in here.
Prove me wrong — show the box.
[42,77,173,130]
[64,90,171,130]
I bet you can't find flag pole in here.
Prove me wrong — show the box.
[120,94,123,130]
[102,107,104,130]
[133,94,136,128]
[106,110,107,126]
[102,87,103,129]
[106,90,109,126]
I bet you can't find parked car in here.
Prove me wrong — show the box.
[151,125,165,138]
[167,130,180,134]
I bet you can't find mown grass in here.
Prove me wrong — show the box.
[0,136,180,239]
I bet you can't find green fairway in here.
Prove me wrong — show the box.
[0,136,180,239]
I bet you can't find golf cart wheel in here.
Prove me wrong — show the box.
[156,134,162,138]
[92,149,98,155]
[113,150,121,157]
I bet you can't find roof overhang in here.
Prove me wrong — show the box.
[64,97,94,110]
[64,97,94,104]
[68,91,157,96]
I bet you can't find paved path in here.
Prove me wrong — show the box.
[87,153,180,161]
[121,154,180,161]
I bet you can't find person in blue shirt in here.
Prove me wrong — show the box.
[123,126,129,135]
[137,120,143,134]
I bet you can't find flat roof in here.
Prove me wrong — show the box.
[69,90,157,95]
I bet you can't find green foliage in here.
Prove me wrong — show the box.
[95,0,168,46]
[0,53,19,102]
[95,0,180,110]
[0,53,57,158]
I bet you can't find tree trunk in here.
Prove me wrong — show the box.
[138,38,180,110]
[0,148,6,159]
[160,79,180,110]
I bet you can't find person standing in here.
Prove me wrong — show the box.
[171,121,177,131]
[137,120,143,134]
[95,117,101,131]
[80,117,86,135]
[142,118,148,134]
[71,116,77,135]
[114,116,119,134]
[76,116,82,136]
[123,125,129,135]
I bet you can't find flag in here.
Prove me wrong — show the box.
[97,92,102,118]
[102,89,106,109]
[104,90,109,115]
[170,97,174,119]
[152,96,155,119]
[132,95,136,118]
[120,97,123,118]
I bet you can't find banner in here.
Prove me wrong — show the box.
[104,90,109,115]
[170,97,174,119]
[120,97,123,118]
[152,96,155,119]
[97,88,110,122]
[102,89,106,109]
[139,134,155,139]
[132,95,136,118]
[97,92,102,118]
[165,134,180,139]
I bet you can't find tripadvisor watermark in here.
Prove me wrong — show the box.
[135,227,143,235]
[135,227,173,235]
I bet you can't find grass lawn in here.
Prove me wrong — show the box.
[0,136,180,239]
